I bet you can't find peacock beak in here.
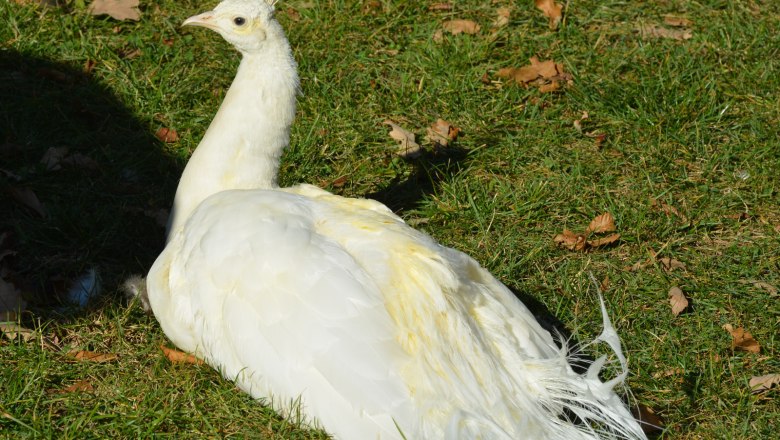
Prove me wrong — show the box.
[183,11,217,29]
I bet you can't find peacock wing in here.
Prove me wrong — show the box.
[148,189,415,439]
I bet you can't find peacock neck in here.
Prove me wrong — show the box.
[166,42,299,239]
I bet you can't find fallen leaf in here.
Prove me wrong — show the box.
[668,286,688,316]
[750,374,780,394]
[330,175,347,188]
[599,275,610,292]
[587,233,620,248]
[538,81,560,93]
[589,132,607,148]
[425,119,460,148]
[664,15,692,27]
[60,380,94,393]
[631,403,665,435]
[362,0,381,14]
[651,198,688,223]
[155,127,179,143]
[586,212,617,234]
[555,212,621,251]
[0,322,36,343]
[652,367,684,378]
[535,0,563,30]
[553,229,587,251]
[62,153,100,171]
[67,350,119,362]
[442,19,481,35]
[428,3,452,11]
[0,276,26,321]
[638,23,692,40]
[160,344,204,365]
[7,187,46,217]
[658,257,686,272]
[745,280,778,297]
[496,57,572,91]
[432,29,444,43]
[88,0,141,21]
[383,120,422,158]
[117,47,142,60]
[41,147,100,171]
[283,7,302,21]
[573,111,589,132]
[493,7,510,28]
[723,324,760,353]
[40,146,70,170]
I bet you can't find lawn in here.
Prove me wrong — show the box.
[1,0,778,438]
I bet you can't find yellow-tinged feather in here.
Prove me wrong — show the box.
[150,1,646,438]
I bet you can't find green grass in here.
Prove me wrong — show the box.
[2,0,778,438]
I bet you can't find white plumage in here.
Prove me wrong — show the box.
[148,1,647,439]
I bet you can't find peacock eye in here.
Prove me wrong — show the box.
[233,16,246,26]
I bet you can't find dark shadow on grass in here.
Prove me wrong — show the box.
[0,51,180,313]
[367,144,470,213]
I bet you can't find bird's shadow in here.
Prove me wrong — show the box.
[0,50,179,314]
[367,143,470,213]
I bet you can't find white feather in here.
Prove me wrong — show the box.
[148,1,647,439]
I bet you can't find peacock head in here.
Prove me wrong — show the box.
[183,0,284,54]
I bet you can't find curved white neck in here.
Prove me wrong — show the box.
[166,43,298,239]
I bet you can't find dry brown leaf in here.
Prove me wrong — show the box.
[330,175,347,188]
[750,374,780,394]
[496,57,571,89]
[664,15,692,27]
[60,379,94,393]
[652,367,684,378]
[160,344,204,365]
[155,127,179,143]
[428,2,452,11]
[283,7,302,21]
[746,280,778,297]
[588,233,621,248]
[625,257,653,272]
[639,23,692,40]
[362,0,382,14]
[651,198,688,223]
[425,119,460,148]
[68,350,119,362]
[535,0,563,30]
[631,403,665,435]
[599,275,610,292]
[442,19,481,35]
[555,212,621,251]
[383,120,422,158]
[573,111,589,132]
[723,324,761,353]
[538,81,560,93]
[658,256,686,272]
[586,212,617,234]
[668,286,688,316]
[88,0,141,21]
[493,7,511,28]
[553,229,587,251]
[590,132,607,148]
[7,187,46,217]
[0,322,36,342]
